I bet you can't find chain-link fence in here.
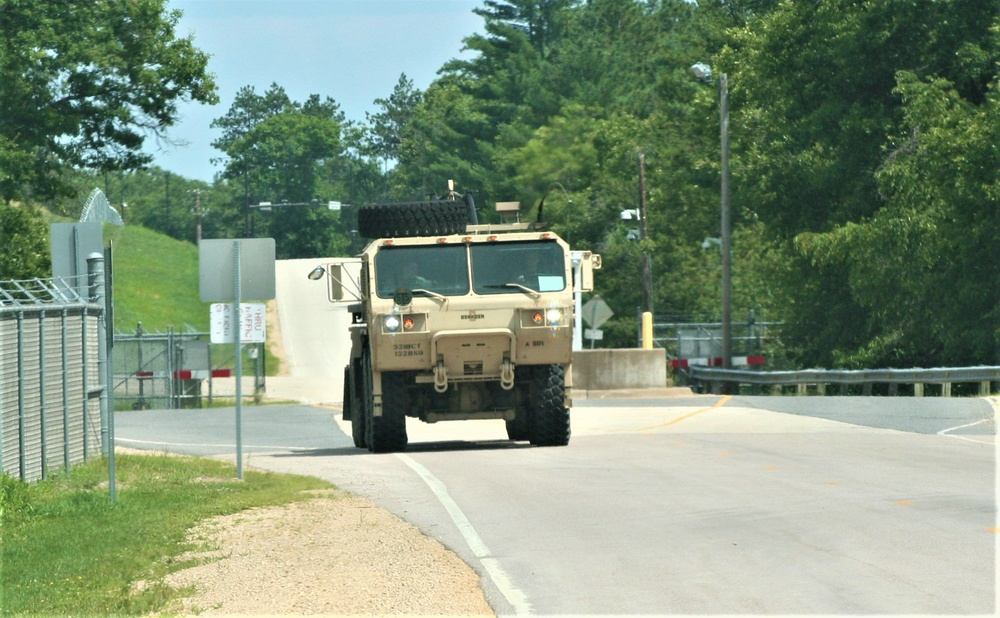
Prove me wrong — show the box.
[0,275,104,482]
[113,325,265,410]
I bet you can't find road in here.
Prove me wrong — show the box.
[114,258,997,614]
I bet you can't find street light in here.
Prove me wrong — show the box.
[552,182,573,204]
[692,62,732,370]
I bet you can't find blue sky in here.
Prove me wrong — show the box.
[148,0,483,182]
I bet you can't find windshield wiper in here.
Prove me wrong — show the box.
[485,283,540,299]
[411,287,448,301]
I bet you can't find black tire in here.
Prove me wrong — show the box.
[342,365,352,420]
[529,364,571,447]
[505,417,531,441]
[365,367,408,453]
[357,200,468,238]
[351,359,367,449]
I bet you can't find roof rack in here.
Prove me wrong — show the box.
[465,221,549,234]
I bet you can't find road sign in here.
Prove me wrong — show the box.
[199,238,276,302]
[582,295,614,329]
[210,303,266,344]
[584,328,604,341]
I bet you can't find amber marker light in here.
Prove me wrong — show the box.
[532,311,545,324]
[403,317,415,330]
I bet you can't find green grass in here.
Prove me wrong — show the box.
[104,224,209,333]
[1,454,334,616]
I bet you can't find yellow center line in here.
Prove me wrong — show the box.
[638,395,732,433]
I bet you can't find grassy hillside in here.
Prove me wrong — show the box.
[104,224,210,333]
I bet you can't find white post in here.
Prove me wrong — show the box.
[232,241,243,479]
[571,251,584,352]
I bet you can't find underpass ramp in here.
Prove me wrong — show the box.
[268,258,357,405]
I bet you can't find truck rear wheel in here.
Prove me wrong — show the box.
[529,364,570,447]
[357,201,468,238]
[366,366,409,453]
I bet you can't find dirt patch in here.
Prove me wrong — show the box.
[155,492,493,616]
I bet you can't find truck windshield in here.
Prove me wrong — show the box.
[374,245,470,298]
[471,241,566,295]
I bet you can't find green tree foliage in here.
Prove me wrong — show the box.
[726,0,1000,366]
[0,0,217,202]
[0,205,49,280]
[212,87,368,258]
[364,74,423,171]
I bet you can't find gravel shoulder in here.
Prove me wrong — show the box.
[155,486,494,616]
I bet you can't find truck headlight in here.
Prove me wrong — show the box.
[545,308,563,326]
[384,315,401,332]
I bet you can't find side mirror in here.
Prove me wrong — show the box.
[576,252,602,292]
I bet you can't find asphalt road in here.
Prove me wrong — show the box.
[115,395,997,615]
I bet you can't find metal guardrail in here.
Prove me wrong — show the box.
[690,365,1000,396]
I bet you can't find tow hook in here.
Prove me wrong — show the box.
[500,359,515,390]
[433,360,449,393]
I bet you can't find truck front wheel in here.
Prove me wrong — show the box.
[366,366,409,453]
[529,364,571,447]
[349,359,367,449]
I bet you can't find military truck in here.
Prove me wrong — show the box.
[316,189,601,452]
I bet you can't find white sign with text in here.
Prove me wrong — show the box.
[210,303,267,344]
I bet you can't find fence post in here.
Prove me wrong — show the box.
[17,311,25,480]
[87,252,109,456]
[38,311,47,480]
[61,308,70,471]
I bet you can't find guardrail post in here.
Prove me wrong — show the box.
[979,381,990,396]
[943,383,952,397]
[914,383,924,397]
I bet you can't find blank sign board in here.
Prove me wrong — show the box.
[199,238,276,302]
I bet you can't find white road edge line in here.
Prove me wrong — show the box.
[936,419,993,444]
[395,453,532,616]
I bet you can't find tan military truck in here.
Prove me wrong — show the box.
[317,192,601,452]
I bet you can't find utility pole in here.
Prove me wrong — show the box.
[720,73,732,370]
[638,153,653,314]
[189,189,203,246]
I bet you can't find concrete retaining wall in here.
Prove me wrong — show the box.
[571,348,667,392]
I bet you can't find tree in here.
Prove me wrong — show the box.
[214,91,352,258]
[0,0,217,202]
[0,205,49,280]
[210,84,294,157]
[364,74,423,171]
[724,0,1000,366]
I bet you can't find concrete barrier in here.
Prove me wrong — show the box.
[571,348,667,392]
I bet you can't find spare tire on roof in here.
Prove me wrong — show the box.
[357,200,468,238]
